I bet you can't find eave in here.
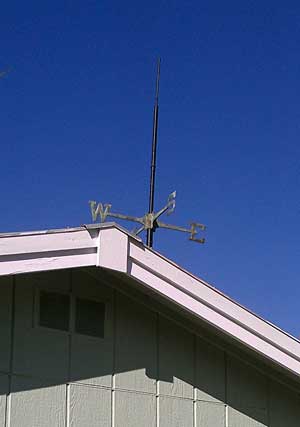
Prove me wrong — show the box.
[1,222,300,382]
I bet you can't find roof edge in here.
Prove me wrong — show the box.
[0,223,299,381]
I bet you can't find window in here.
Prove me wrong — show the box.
[37,290,105,338]
[39,291,70,331]
[75,298,105,338]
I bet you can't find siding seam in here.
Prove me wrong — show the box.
[193,334,197,427]
[66,384,70,427]
[66,269,72,427]
[156,312,159,427]
[224,352,228,427]
[1,371,217,400]
[5,394,11,427]
[5,276,15,427]
[112,289,116,427]
[267,377,270,427]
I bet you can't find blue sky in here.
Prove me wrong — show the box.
[1,2,300,337]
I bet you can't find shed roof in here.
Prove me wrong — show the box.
[1,222,299,382]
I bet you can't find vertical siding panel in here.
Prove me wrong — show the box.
[70,271,113,387]
[156,313,160,427]
[112,288,116,427]
[196,337,225,403]
[0,277,13,373]
[159,317,193,399]
[269,381,300,427]
[69,384,111,427]
[13,272,69,381]
[193,334,197,427]
[114,391,156,427]
[10,377,66,427]
[227,356,268,407]
[227,357,268,426]
[159,396,193,427]
[196,401,225,427]
[228,407,267,427]
[0,375,9,427]
[115,293,156,393]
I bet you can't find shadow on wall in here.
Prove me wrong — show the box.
[0,268,299,426]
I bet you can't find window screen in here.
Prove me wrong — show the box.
[75,298,105,338]
[39,291,70,331]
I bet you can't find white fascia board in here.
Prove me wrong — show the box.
[2,251,97,276]
[128,239,300,378]
[97,227,128,273]
[0,228,97,256]
[0,227,99,276]
[0,223,133,277]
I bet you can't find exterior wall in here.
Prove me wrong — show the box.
[0,270,299,426]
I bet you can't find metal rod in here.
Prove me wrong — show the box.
[106,212,144,224]
[147,58,161,248]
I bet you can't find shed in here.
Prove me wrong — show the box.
[0,223,299,426]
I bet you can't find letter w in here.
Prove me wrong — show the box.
[89,201,111,222]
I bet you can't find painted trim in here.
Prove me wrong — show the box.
[1,223,300,381]
[97,227,128,273]
[128,241,300,361]
[128,258,300,377]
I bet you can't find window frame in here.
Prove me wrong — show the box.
[34,287,108,340]
[71,292,110,340]
[34,288,71,335]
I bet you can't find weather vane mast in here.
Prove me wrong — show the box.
[88,59,206,247]
[147,58,161,247]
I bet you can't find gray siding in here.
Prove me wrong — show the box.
[70,270,114,387]
[11,378,66,427]
[114,391,156,427]
[115,292,157,393]
[0,276,13,373]
[0,375,8,426]
[0,269,299,426]
[70,384,111,427]
[159,317,194,399]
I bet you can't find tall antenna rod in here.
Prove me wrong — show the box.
[89,59,206,247]
[147,58,161,248]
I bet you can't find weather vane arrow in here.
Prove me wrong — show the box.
[89,191,206,244]
[88,59,206,247]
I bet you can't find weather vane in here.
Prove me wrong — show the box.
[89,59,206,248]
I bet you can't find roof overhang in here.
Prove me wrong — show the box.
[1,223,300,381]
